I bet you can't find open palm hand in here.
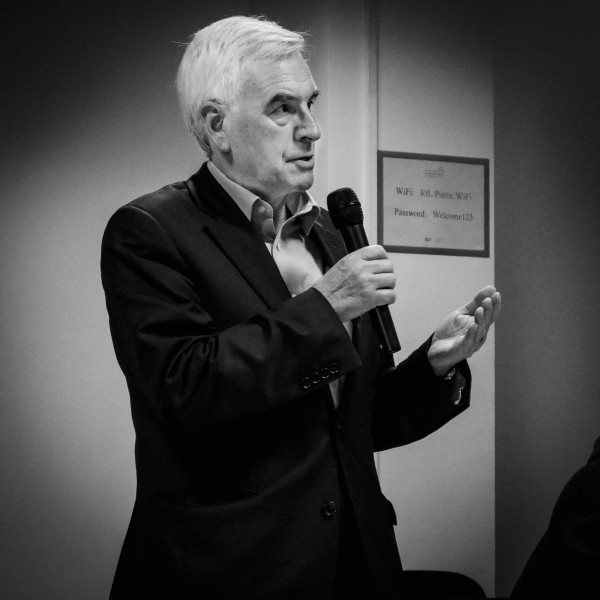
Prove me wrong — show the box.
[428,286,501,376]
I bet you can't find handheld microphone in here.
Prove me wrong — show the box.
[327,187,400,354]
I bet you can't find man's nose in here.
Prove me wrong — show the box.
[295,111,321,143]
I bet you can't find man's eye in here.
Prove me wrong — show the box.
[273,104,293,115]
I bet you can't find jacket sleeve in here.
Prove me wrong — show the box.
[371,338,471,452]
[101,204,362,432]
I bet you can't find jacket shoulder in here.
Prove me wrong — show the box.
[124,180,194,221]
[104,165,211,236]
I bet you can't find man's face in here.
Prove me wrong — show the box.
[219,53,321,207]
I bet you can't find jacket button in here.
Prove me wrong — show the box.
[453,387,463,405]
[300,377,311,390]
[444,367,456,381]
[321,501,337,520]
[328,362,340,375]
[320,367,331,379]
[311,371,321,384]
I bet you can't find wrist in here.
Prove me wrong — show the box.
[441,367,456,380]
[432,365,454,378]
[427,350,455,378]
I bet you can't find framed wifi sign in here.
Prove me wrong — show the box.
[377,151,489,257]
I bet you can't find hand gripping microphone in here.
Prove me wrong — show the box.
[327,187,400,354]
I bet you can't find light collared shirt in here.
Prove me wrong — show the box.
[208,161,350,407]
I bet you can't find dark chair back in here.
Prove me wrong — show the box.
[403,570,487,599]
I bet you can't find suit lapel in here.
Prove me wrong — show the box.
[309,212,347,270]
[186,164,291,309]
[309,214,364,345]
[309,214,371,416]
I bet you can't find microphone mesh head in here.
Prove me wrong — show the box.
[327,187,364,229]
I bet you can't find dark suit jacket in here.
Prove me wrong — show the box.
[511,436,600,599]
[101,162,471,600]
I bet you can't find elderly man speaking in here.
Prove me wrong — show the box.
[101,15,500,600]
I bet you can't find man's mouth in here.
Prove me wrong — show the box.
[289,155,315,167]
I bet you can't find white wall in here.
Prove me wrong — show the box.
[375,0,495,594]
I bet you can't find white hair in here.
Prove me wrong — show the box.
[176,15,307,156]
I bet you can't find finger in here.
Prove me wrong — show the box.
[373,288,396,307]
[491,291,501,322]
[463,285,497,315]
[465,320,479,352]
[371,272,396,290]
[474,306,488,345]
[481,297,494,329]
[366,259,394,275]
[356,245,388,260]
[480,292,501,330]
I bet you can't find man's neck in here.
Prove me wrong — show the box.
[210,154,287,207]
[209,157,289,228]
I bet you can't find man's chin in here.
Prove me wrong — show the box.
[291,172,315,192]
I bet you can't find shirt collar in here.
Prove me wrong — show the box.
[207,160,321,237]
[207,160,257,221]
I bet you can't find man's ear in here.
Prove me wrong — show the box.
[202,102,230,153]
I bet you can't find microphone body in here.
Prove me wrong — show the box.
[327,188,401,354]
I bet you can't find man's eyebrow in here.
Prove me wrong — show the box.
[265,93,294,107]
[265,90,320,107]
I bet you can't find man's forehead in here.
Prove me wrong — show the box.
[241,55,317,98]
